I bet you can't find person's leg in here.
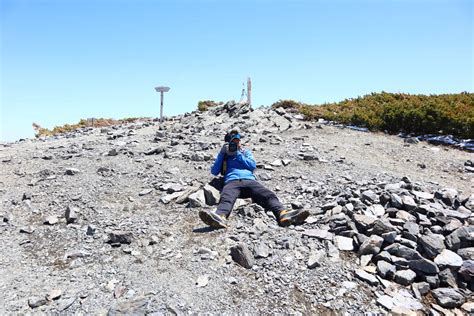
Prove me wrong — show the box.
[246,180,309,226]
[215,181,242,217]
[245,180,284,216]
[199,180,242,229]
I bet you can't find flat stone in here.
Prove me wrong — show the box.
[307,250,325,269]
[402,195,417,211]
[418,234,445,259]
[434,249,463,268]
[28,296,47,308]
[107,297,149,315]
[355,269,379,286]
[47,288,63,300]
[408,257,439,274]
[432,288,465,308]
[302,229,333,240]
[254,242,270,258]
[138,189,153,196]
[353,214,376,232]
[376,295,394,310]
[159,192,183,204]
[445,227,473,251]
[196,275,209,287]
[377,260,396,279]
[44,215,58,225]
[359,235,384,256]
[188,190,206,207]
[394,269,416,286]
[334,236,354,251]
[396,210,416,222]
[385,243,422,260]
[457,247,474,260]
[372,219,398,235]
[361,190,378,203]
[230,243,254,269]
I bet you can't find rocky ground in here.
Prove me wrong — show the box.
[0,101,473,315]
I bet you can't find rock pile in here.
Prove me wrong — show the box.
[0,100,472,314]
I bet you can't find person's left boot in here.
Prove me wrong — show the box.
[278,209,309,227]
[199,210,227,229]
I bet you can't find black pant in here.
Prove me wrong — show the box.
[216,179,284,217]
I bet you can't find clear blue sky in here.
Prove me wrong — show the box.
[1,0,472,142]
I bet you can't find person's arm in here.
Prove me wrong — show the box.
[211,152,225,176]
[236,149,256,171]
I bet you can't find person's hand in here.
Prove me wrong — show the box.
[220,143,229,156]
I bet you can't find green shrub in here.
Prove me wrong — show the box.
[197,100,218,112]
[289,92,473,139]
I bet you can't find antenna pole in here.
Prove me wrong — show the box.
[247,77,252,106]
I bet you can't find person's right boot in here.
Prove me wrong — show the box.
[199,210,227,229]
[278,209,309,227]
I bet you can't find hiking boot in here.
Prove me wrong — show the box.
[278,209,309,227]
[199,210,227,229]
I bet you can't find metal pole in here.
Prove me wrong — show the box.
[247,77,252,106]
[160,91,164,123]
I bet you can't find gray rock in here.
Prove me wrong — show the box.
[445,226,473,251]
[366,204,385,217]
[203,184,220,206]
[144,146,166,155]
[65,167,80,175]
[28,296,47,308]
[44,215,58,225]
[107,297,149,315]
[254,242,270,258]
[421,274,440,288]
[359,235,384,256]
[138,189,153,196]
[412,282,430,299]
[188,190,206,207]
[376,295,394,310]
[377,260,396,279]
[434,249,463,268]
[65,206,78,224]
[230,243,254,269]
[390,193,403,209]
[160,191,183,204]
[354,269,379,286]
[334,236,354,251]
[307,250,325,269]
[408,257,439,275]
[401,195,417,211]
[361,190,378,203]
[108,231,132,244]
[458,260,474,282]
[457,247,474,260]
[352,214,376,232]
[439,268,458,288]
[258,172,272,181]
[418,234,445,259]
[432,288,465,308]
[394,269,416,285]
[385,243,422,260]
[396,211,417,222]
[86,225,96,236]
[372,219,398,235]
[302,229,333,240]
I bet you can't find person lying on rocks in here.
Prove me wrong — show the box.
[199,131,309,229]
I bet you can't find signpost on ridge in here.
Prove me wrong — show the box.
[154,86,170,123]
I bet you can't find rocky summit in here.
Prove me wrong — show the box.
[0,101,473,314]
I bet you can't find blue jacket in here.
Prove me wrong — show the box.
[211,148,257,183]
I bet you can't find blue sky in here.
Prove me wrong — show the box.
[1,0,472,142]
